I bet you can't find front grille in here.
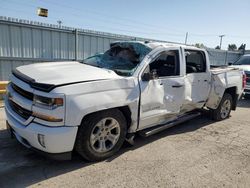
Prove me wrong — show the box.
[9,99,32,120]
[245,89,250,93]
[11,83,34,100]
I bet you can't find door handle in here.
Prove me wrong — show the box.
[172,84,184,88]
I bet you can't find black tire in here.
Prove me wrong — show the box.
[211,93,233,121]
[244,94,250,99]
[75,109,127,161]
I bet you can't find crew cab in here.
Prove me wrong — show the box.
[5,41,245,161]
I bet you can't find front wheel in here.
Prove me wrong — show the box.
[75,109,127,161]
[211,93,233,121]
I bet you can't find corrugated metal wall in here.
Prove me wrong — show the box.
[0,16,243,80]
[207,48,242,66]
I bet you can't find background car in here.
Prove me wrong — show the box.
[230,54,250,99]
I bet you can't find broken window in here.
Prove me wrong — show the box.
[82,42,152,76]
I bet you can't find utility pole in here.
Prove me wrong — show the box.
[57,20,62,28]
[185,32,188,44]
[219,35,225,49]
[75,29,78,61]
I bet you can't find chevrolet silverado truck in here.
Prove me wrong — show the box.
[5,41,245,161]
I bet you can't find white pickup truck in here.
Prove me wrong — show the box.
[5,41,245,161]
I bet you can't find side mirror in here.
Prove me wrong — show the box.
[141,72,152,81]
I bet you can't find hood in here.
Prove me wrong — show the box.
[230,65,250,72]
[13,61,120,92]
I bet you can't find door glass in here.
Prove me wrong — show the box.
[185,50,206,74]
[184,49,210,106]
[149,50,180,78]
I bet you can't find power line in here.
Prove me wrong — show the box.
[5,0,250,40]
[33,0,189,35]
[2,0,186,37]
[36,0,186,33]
[0,7,184,39]
[2,0,250,45]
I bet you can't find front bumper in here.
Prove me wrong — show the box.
[5,99,78,159]
[7,121,72,160]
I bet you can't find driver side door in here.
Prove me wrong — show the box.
[138,48,185,130]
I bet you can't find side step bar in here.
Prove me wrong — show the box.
[139,112,201,137]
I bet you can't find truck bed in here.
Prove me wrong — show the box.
[206,65,243,110]
[210,65,240,75]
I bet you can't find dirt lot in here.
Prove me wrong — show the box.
[0,100,250,188]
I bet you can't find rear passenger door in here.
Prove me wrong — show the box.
[184,49,211,108]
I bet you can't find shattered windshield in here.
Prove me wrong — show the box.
[82,42,152,76]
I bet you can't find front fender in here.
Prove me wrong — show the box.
[57,78,140,133]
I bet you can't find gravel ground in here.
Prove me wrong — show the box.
[0,100,250,188]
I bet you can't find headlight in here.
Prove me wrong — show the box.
[33,111,63,122]
[33,95,64,109]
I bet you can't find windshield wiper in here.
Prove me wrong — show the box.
[113,69,131,76]
[81,62,101,68]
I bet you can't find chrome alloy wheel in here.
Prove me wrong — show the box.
[220,99,231,119]
[90,117,121,153]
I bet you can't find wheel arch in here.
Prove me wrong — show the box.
[79,106,133,132]
[224,87,238,110]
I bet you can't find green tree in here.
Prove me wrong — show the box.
[228,44,237,51]
[238,44,246,50]
[194,43,206,48]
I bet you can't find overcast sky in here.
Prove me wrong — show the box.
[1,0,250,50]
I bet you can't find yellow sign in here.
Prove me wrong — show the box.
[37,8,48,17]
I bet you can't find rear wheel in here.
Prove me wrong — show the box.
[211,93,232,121]
[75,109,127,161]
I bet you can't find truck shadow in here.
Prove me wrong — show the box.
[0,127,91,187]
[107,112,215,162]
[237,98,250,108]
[1,98,249,187]
[109,98,250,162]
[0,111,216,187]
